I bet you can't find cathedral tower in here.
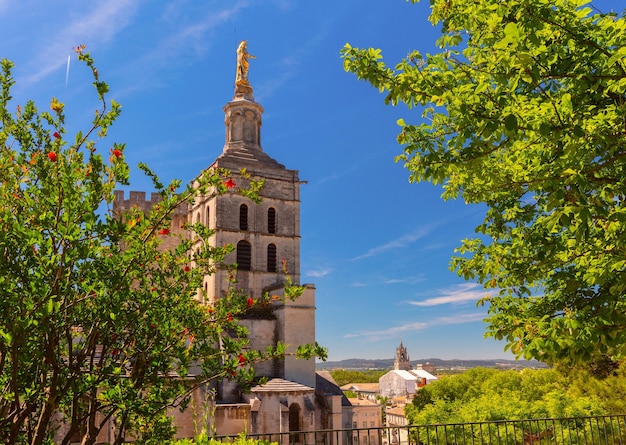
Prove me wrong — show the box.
[112,42,348,438]
[188,42,316,390]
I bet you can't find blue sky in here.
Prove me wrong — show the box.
[2,1,614,362]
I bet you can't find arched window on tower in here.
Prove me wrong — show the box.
[267,207,276,234]
[236,240,252,271]
[239,204,248,230]
[267,244,277,272]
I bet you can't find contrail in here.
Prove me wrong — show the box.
[65,55,70,91]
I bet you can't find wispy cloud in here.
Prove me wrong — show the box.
[305,267,332,278]
[314,163,360,186]
[383,274,426,285]
[22,1,141,87]
[139,1,250,69]
[349,274,426,287]
[343,312,484,339]
[256,9,334,100]
[102,1,252,101]
[352,226,433,261]
[351,281,368,287]
[408,283,486,307]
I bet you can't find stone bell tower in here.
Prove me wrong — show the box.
[188,41,316,390]
[394,340,411,371]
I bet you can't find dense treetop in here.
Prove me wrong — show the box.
[342,0,626,371]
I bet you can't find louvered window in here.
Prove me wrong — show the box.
[236,240,251,270]
[267,244,277,272]
[239,204,248,230]
[268,207,276,233]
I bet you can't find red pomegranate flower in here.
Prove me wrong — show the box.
[158,228,170,235]
[238,353,246,366]
[47,152,57,162]
[111,148,122,158]
[224,178,236,189]
[247,297,254,307]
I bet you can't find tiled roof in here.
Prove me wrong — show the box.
[347,398,380,406]
[250,378,314,393]
[316,371,351,407]
[392,369,437,381]
[340,382,380,392]
[394,370,419,380]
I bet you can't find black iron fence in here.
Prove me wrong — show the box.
[218,415,626,445]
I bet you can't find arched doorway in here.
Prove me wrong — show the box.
[289,403,302,444]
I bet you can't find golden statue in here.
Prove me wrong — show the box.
[235,40,255,86]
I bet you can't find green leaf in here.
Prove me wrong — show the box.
[504,114,517,131]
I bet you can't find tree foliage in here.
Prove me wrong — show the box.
[330,369,388,387]
[0,51,324,445]
[405,366,626,425]
[341,0,626,369]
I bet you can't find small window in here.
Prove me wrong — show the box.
[206,207,210,226]
[239,204,248,230]
[236,240,251,270]
[268,207,276,233]
[267,244,277,272]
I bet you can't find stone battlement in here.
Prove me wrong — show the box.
[113,190,188,216]
[114,190,162,212]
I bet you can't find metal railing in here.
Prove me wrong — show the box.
[215,415,626,445]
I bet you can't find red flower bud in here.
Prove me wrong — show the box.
[184,266,191,272]
[247,297,254,307]
[238,353,246,366]
[227,313,233,322]
[158,228,170,235]
[53,132,60,139]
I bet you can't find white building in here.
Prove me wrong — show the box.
[378,342,437,399]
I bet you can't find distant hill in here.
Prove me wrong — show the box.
[316,357,547,371]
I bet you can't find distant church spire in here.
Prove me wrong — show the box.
[394,340,411,371]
